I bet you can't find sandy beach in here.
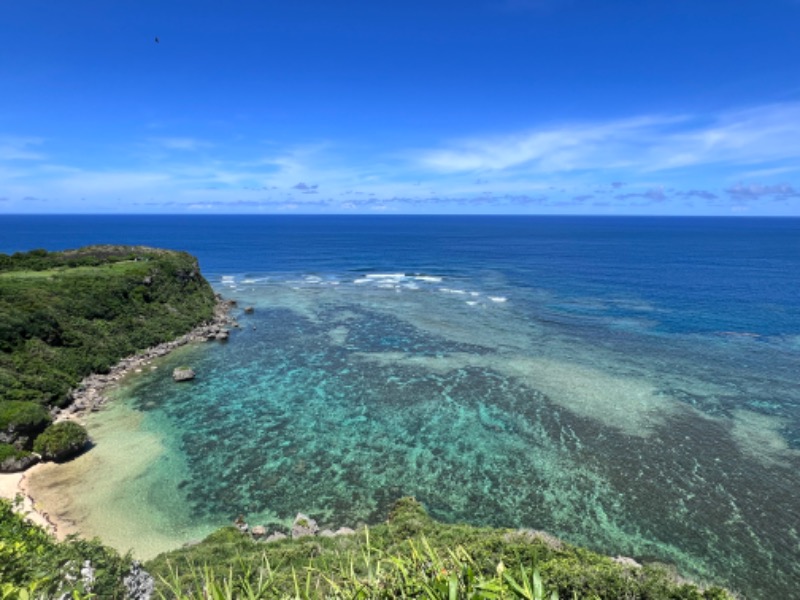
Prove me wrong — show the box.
[1,297,235,546]
[0,466,60,536]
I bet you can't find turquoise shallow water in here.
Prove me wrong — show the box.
[100,271,799,598]
[5,215,800,599]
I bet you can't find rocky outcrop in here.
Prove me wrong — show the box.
[123,561,155,600]
[613,555,642,569]
[33,422,89,462]
[335,527,356,536]
[251,525,267,538]
[58,296,236,418]
[172,368,196,382]
[292,513,320,539]
[0,451,40,473]
[0,431,33,448]
[503,528,564,551]
[232,513,356,544]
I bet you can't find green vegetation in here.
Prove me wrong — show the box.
[33,421,90,461]
[0,443,33,466]
[0,400,51,433]
[0,497,131,599]
[145,498,733,599]
[0,496,733,599]
[0,245,217,471]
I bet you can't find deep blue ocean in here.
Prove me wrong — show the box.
[2,215,799,598]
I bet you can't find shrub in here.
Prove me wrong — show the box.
[0,497,130,597]
[0,401,52,434]
[0,443,35,471]
[33,421,89,462]
[0,443,24,461]
[0,246,216,412]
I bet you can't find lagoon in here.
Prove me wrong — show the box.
[5,214,800,599]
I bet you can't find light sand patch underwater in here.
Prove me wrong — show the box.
[353,351,681,436]
[27,400,215,560]
[328,325,349,346]
[729,409,796,466]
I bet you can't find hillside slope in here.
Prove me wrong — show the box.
[0,245,217,470]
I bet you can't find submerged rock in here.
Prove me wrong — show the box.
[172,367,195,382]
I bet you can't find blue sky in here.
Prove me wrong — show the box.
[2,0,799,215]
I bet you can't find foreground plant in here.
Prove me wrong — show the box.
[157,555,277,600]
[146,498,734,600]
[0,497,131,598]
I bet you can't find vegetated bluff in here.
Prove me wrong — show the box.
[0,245,216,472]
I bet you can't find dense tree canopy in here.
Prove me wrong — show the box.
[0,246,216,468]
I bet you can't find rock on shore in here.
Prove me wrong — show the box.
[57,296,237,418]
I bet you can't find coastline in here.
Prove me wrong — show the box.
[58,295,237,420]
[0,467,56,533]
[0,294,236,542]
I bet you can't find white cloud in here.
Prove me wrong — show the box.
[3,103,799,215]
[420,116,675,173]
[418,103,800,176]
[50,170,172,196]
[650,104,800,171]
[738,165,800,179]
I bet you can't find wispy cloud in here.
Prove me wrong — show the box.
[2,102,798,214]
[150,137,213,151]
[418,103,800,176]
[0,136,46,161]
[419,115,676,173]
[53,170,172,195]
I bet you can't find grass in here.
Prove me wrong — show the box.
[146,498,734,600]
[0,259,148,279]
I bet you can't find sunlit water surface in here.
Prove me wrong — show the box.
[9,215,799,599]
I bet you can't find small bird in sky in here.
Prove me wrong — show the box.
[154,36,160,43]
